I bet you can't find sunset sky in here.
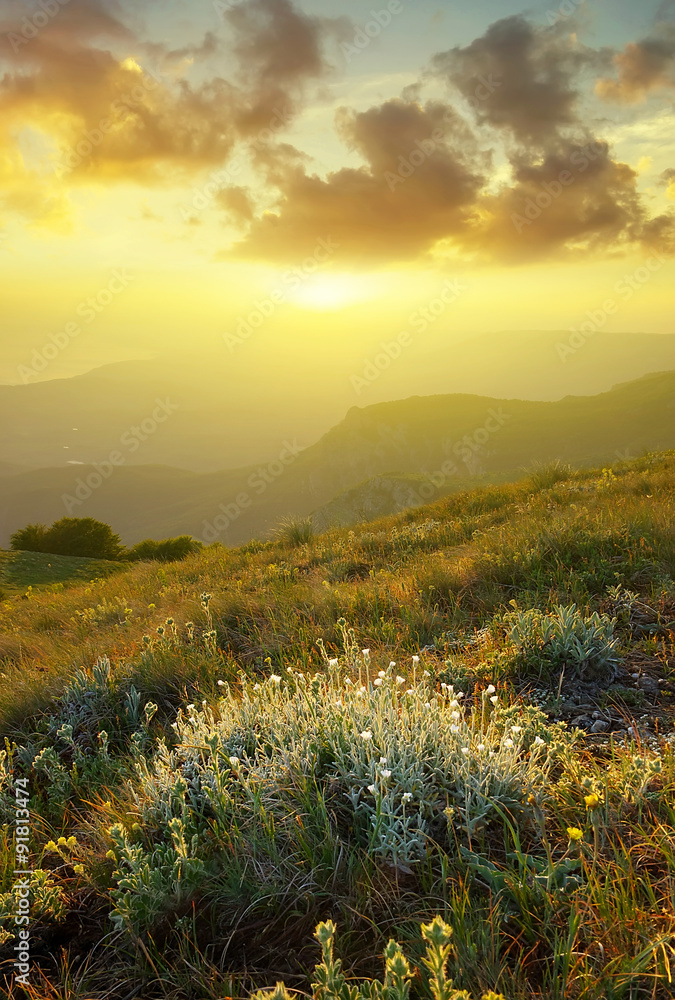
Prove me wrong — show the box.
[1,0,674,385]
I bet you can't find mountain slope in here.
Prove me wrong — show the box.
[3,331,675,473]
[2,370,674,546]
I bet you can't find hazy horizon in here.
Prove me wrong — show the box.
[1,0,673,393]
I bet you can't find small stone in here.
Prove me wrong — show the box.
[592,711,601,719]
[631,672,640,680]
[591,720,609,733]
[637,676,660,695]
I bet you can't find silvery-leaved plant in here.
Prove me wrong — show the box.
[112,626,571,933]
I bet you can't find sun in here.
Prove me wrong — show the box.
[287,274,376,310]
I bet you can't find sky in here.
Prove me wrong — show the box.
[1,0,674,385]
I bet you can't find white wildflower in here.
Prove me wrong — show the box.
[360,730,373,740]
[461,747,470,755]
[270,674,282,684]
[367,784,377,794]
[423,670,430,677]
[511,725,522,734]
[504,738,514,748]
[402,792,413,803]
[533,735,545,746]
[380,769,392,779]
[228,757,239,767]
[396,676,405,685]
[450,724,460,734]
[374,678,383,687]
[378,670,386,678]
[379,757,387,765]
[217,680,225,687]
[329,658,339,667]
[486,684,496,695]
[490,695,498,705]
[412,655,420,663]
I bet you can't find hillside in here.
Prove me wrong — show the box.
[3,331,675,474]
[0,549,124,599]
[1,452,675,999]
[2,369,675,547]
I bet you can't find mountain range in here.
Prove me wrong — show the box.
[1,367,674,547]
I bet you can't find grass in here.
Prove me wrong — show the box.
[0,549,124,598]
[1,451,675,998]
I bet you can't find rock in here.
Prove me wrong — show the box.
[637,676,660,695]
[591,720,609,733]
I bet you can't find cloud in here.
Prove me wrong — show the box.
[662,168,675,199]
[225,0,347,136]
[468,141,669,262]
[596,25,675,102]
[224,98,486,263]
[430,15,603,146]
[225,14,674,266]
[0,0,341,200]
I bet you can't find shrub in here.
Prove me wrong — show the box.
[11,517,123,560]
[9,522,49,552]
[107,630,567,935]
[125,536,203,563]
[501,603,621,681]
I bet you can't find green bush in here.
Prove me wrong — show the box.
[125,535,202,563]
[10,517,123,560]
[9,522,49,552]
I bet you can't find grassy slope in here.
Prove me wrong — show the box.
[1,452,675,998]
[0,549,124,598]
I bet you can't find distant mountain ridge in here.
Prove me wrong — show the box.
[2,330,675,473]
[1,369,674,547]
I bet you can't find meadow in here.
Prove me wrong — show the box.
[1,452,675,999]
